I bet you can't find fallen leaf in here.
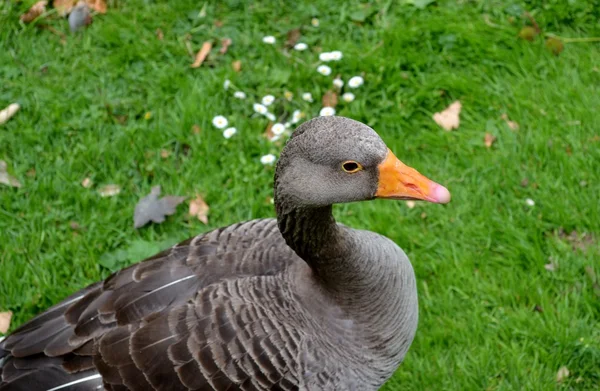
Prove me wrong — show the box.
[520,178,529,187]
[286,28,301,47]
[81,177,93,188]
[134,186,185,228]
[69,221,81,230]
[191,41,212,68]
[191,124,201,134]
[160,149,171,159]
[26,168,36,177]
[98,184,121,197]
[156,28,164,40]
[484,133,497,148]
[556,366,569,383]
[0,160,22,188]
[189,195,209,224]
[0,311,12,334]
[432,100,461,131]
[219,38,232,54]
[20,1,47,23]
[232,60,242,72]
[501,113,519,130]
[546,37,564,56]
[53,0,75,16]
[0,103,20,125]
[322,90,338,108]
[85,0,106,13]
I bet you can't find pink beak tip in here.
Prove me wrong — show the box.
[432,184,451,204]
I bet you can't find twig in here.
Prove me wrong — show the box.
[524,11,540,33]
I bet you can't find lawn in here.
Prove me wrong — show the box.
[1,0,599,389]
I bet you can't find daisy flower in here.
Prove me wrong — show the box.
[292,110,304,124]
[223,79,231,90]
[223,127,237,139]
[311,18,319,27]
[319,107,335,116]
[233,91,246,99]
[317,65,332,76]
[262,95,275,106]
[333,78,344,88]
[526,198,535,206]
[260,154,276,165]
[253,103,268,115]
[348,76,364,88]
[330,50,343,61]
[319,52,333,62]
[265,112,276,122]
[294,43,308,51]
[262,36,276,44]
[342,92,355,102]
[272,123,285,135]
[302,92,313,102]
[212,115,228,129]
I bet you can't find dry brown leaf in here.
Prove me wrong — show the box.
[0,103,20,125]
[160,149,171,159]
[263,122,275,141]
[322,90,338,108]
[484,133,497,148]
[433,100,461,131]
[501,113,519,130]
[133,186,185,228]
[0,160,22,188]
[219,38,232,54]
[54,0,75,16]
[26,168,36,177]
[286,28,301,47]
[20,1,47,23]
[232,60,242,72]
[156,28,164,40]
[98,184,120,197]
[189,195,209,224]
[192,124,201,134]
[85,0,106,13]
[191,41,212,68]
[81,177,92,188]
[214,20,223,28]
[0,311,12,334]
[556,366,569,383]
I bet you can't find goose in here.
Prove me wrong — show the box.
[0,116,450,391]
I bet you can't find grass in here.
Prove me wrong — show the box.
[1,0,599,389]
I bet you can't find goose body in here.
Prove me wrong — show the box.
[0,117,450,390]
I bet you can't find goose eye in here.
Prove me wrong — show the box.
[342,161,363,173]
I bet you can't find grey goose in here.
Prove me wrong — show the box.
[0,116,450,390]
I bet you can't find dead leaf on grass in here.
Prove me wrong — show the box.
[286,28,301,48]
[232,60,242,72]
[191,124,201,134]
[156,28,164,40]
[501,113,519,130]
[556,228,596,253]
[189,195,209,224]
[81,177,93,188]
[484,133,497,148]
[0,311,12,334]
[556,366,569,383]
[191,41,212,68]
[86,0,106,13]
[219,38,232,54]
[160,149,171,159]
[98,184,121,197]
[0,160,22,188]
[20,1,47,23]
[134,186,185,228]
[54,0,75,16]
[0,103,20,125]
[322,90,338,108]
[433,100,461,131]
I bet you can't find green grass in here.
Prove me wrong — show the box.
[1,0,599,389]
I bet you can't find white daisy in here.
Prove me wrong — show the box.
[526,198,535,206]
[262,36,276,44]
[319,52,333,62]
[292,110,304,123]
[253,103,268,115]
[311,18,319,27]
[333,78,344,88]
[223,79,231,90]
[265,112,276,122]
[260,154,276,165]
[262,95,275,106]
[223,127,237,139]
[233,91,246,99]
[342,92,355,102]
[330,50,343,61]
[272,123,285,135]
[294,42,308,51]
[319,107,336,116]
[348,76,364,88]
[317,65,332,76]
[302,92,313,102]
[212,115,228,129]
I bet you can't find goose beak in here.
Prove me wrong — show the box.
[375,149,451,204]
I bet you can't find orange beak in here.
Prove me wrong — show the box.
[376,149,451,204]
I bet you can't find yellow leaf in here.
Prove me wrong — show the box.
[191,42,212,68]
[433,100,461,131]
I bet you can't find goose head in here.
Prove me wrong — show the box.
[274,116,451,209]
